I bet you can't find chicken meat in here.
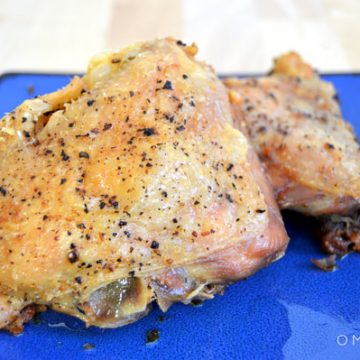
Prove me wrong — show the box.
[225,52,360,255]
[0,38,288,333]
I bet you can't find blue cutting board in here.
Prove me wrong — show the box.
[0,73,360,360]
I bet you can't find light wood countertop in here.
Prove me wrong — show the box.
[0,0,359,75]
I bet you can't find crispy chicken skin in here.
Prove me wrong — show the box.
[225,52,360,254]
[0,39,288,333]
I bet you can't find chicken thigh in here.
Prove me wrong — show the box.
[225,52,360,254]
[0,39,288,333]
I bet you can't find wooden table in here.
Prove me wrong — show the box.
[0,0,359,75]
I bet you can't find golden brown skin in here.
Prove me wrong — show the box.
[0,39,288,332]
[225,52,360,254]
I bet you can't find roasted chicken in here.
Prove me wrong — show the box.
[0,38,288,333]
[225,52,360,254]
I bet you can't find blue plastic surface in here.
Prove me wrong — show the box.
[0,73,360,360]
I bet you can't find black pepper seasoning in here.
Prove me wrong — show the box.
[110,200,119,209]
[79,151,90,159]
[61,150,70,161]
[103,123,113,131]
[256,209,266,213]
[325,143,335,150]
[68,249,79,263]
[146,329,160,344]
[143,128,155,136]
[163,80,173,90]
[119,220,127,228]
[118,220,127,228]
[0,186,7,196]
[150,240,159,249]
[176,40,186,46]
[226,163,234,171]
